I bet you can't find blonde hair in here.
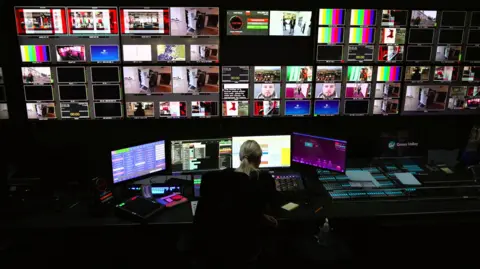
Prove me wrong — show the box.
[235,140,262,176]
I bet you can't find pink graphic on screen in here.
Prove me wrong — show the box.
[292,133,347,172]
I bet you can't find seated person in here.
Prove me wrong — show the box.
[193,140,278,266]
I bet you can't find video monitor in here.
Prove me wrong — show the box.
[190,45,219,63]
[467,86,480,97]
[253,100,281,116]
[15,7,67,35]
[92,85,121,100]
[409,29,434,44]
[315,83,341,99]
[56,67,86,83]
[60,102,89,119]
[56,45,86,62]
[292,133,347,173]
[438,29,464,44]
[373,99,400,115]
[285,100,311,116]
[67,7,118,35]
[91,67,120,83]
[465,46,480,62]
[172,66,219,93]
[269,11,312,36]
[222,84,249,100]
[379,28,406,44]
[94,102,123,119]
[435,45,462,62]
[375,83,401,98]
[58,85,87,101]
[226,10,269,35]
[120,8,170,35]
[90,45,120,62]
[404,85,448,112]
[26,103,56,119]
[0,104,8,120]
[411,10,437,27]
[345,83,371,98]
[405,66,431,81]
[171,138,232,173]
[123,66,172,94]
[433,66,459,82]
[286,66,313,82]
[406,46,432,61]
[253,84,281,99]
[232,135,291,168]
[317,45,343,62]
[376,66,402,82]
[462,66,480,82]
[159,101,187,118]
[223,101,249,117]
[20,45,50,63]
[316,66,342,81]
[126,102,154,118]
[314,100,340,116]
[448,86,468,110]
[440,11,466,27]
[222,66,249,83]
[156,45,186,62]
[122,45,152,62]
[318,9,345,26]
[0,86,5,102]
[381,10,408,27]
[347,45,374,61]
[191,101,219,117]
[471,12,480,27]
[348,28,375,44]
[285,83,311,99]
[468,30,480,44]
[317,27,344,43]
[350,9,376,26]
[21,67,52,84]
[24,85,54,101]
[344,100,369,115]
[112,140,166,184]
[254,66,281,82]
[347,66,372,81]
[170,7,219,36]
[378,45,404,62]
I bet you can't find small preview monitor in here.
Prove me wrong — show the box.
[91,67,119,83]
[318,9,345,26]
[222,66,249,83]
[191,101,219,117]
[26,103,56,119]
[94,102,123,119]
[190,44,219,63]
[253,100,281,116]
[159,101,187,118]
[347,66,372,81]
[468,30,480,44]
[317,45,343,62]
[171,138,232,173]
[111,140,166,184]
[170,7,219,36]
[126,102,154,118]
[350,9,376,26]
[157,45,186,62]
[15,7,67,35]
[0,86,5,102]
[373,99,400,115]
[315,83,341,99]
[314,100,340,116]
[60,102,89,119]
[462,66,480,82]
[448,86,468,110]
[123,66,172,94]
[345,83,371,98]
[381,10,408,27]
[376,66,402,82]
[286,66,313,82]
[435,45,461,61]
[409,29,435,44]
[58,85,87,101]
[380,28,406,45]
[344,100,369,115]
[232,135,291,168]
[316,66,342,81]
[378,45,404,62]
[21,67,52,84]
[433,66,458,82]
[24,85,54,101]
[56,67,86,83]
[347,45,374,61]
[285,100,311,116]
[120,8,170,35]
[375,83,401,98]
[226,10,269,35]
[292,133,347,173]
[405,66,431,81]
[404,85,448,111]
[411,10,437,27]
[222,83,249,100]
[438,29,464,44]
[172,66,219,94]
[285,83,311,99]
[0,103,8,120]
[222,101,249,117]
[348,28,375,44]
[254,66,281,82]
[90,45,120,62]
[465,46,480,61]
[440,11,466,27]
[406,46,432,61]
[122,45,152,62]
[317,27,344,43]
[20,45,50,63]
[93,84,121,100]
[67,7,119,35]
[56,45,86,62]
[471,12,480,27]
[253,83,280,99]
[269,11,312,36]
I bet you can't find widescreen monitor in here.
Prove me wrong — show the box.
[171,138,232,172]
[111,140,166,184]
[292,133,347,173]
[232,135,291,168]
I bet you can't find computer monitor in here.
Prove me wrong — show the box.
[111,140,166,184]
[170,138,233,172]
[292,133,347,173]
[232,135,291,168]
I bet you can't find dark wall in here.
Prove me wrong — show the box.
[1,0,479,184]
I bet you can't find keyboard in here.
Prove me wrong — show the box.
[272,172,304,192]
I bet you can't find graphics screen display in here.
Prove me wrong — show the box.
[376,66,402,82]
[317,27,344,43]
[404,85,449,112]
[90,45,120,62]
[120,8,170,35]
[232,135,291,168]
[285,100,311,116]
[122,45,152,62]
[348,28,375,44]
[269,11,312,36]
[227,10,269,35]
[350,9,376,26]
[60,102,89,119]
[20,45,50,63]
[318,9,345,26]
[67,7,119,35]
[15,8,67,35]
[348,45,374,61]
[292,133,347,172]
[171,138,232,172]
[314,100,340,116]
